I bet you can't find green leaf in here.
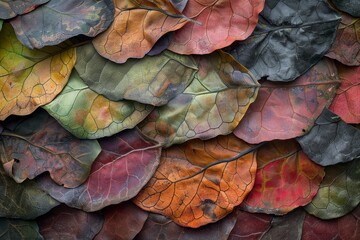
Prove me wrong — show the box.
[0,218,43,240]
[0,20,3,31]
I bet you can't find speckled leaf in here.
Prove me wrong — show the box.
[0,109,101,188]
[234,58,340,144]
[241,140,325,215]
[227,0,341,81]
[37,205,103,240]
[0,219,43,240]
[329,64,360,123]
[10,0,114,49]
[332,0,360,17]
[134,134,257,228]
[139,51,259,147]
[0,24,76,121]
[92,0,188,63]
[0,0,48,19]
[168,0,265,55]
[304,159,360,219]
[297,108,360,166]
[37,129,161,211]
[43,70,153,139]
[75,44,198,106]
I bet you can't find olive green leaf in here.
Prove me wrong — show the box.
[0,218,43,240]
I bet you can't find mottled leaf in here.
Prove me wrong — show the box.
[10,0,114,49]
[0,24,76,120]
[139,51,259,147]
[37,129,161,211]
[168,0,265,55]
[43,70,153,139]
[332,0,360,17]
[0,0,48,19]
[234,59,340,144]
[0,109,101,188]
[0,218,43,240]
[92,0,188,63]
[304,158,360,219]
[297,108,360,166]
[241,140,325,215]
[37,205,103,240]
[75,44,198,105]
[228,0,341,81]
[134,134,257,228]
[329,64,360,123]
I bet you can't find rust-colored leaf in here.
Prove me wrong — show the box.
[134,134,257,228]
[0,0,48,19]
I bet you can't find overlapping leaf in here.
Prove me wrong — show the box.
[241,140,325,215]
[0,109,101,188]
[0,0,48,19]
[0,20,2,30]
[92,0,188,63]
[75,44,198,105]
[134,134,257,228]
[139,51,259,147]
[332,0,360,17]
[37,129,161,211]
[228,0,341,81]
[0,218,43,240]
[234,59,340,144]
[43,70,153,139]
[10,0,114,49]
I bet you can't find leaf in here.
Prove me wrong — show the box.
[0,20,2,30]
[326,13,360,66]
[304,158,360,219]
[241,140,325,215]
[43,70,153,139]
[37,129,161,211]
[0,0,49,19]
[9,0,114,49]
[167,0,265,55]
[170,0,189,12]
[75,44,198,105]
[234,58,340,144]
[139,51,259,147]
[92,0,188,63]
[329,64,360,124]
[37,205,103,240]
[332,0,360,17]
[134,134,257,228]
[0,218,43,240]
[0,23,76,121]
[297,108,360,166]
[227,0,341,81]
[94,202,148,240]
[0,109,101,188]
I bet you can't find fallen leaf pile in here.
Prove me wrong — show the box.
[1,0,360,239]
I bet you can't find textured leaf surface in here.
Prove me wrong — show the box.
[297,108,360,166]
[329,64,360,124]
[0,0,48,19]
[37,205,103,240]
[92,0,188,63]
[228,0,341,81]
[0,109,101,188]
[134,134,257,228]
[43,71,153,139]
[170,0,189,12]
[75,44,198,105]
[0,218,43,240]
[304,159,360,219]
[37,129,161,211]
[168,0,265,55]
[241,140,325,215]
[332,0,360,17]
[139,51,259,147]
[234,59,340,144]
[0,24,76,120]
[10,0,114,49]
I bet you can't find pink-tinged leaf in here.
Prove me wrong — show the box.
[0,0,49,19]
[234,58,340,144]
[37,128,161,211]
[168,0,265,54]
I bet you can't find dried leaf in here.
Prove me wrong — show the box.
[0,0,49,19]
[139,51,259,147]
[43,70,153,139]
[227,0,341,81]
[170,0,189,12]
[168,0,265,55]
[234,59,340,144]
[0,218,43,240]
[37,129,161,211]
[92,0,188,63]
[0,24,76,120]
[10,0,114,49]
[241,140,325,215]
[0,109,101,188]
[134,134,257,228]
[75,44,198,105]
[332,0,360,17]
